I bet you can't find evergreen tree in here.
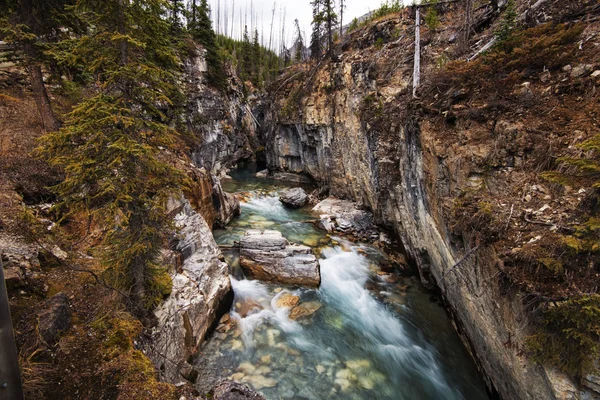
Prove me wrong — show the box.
[189,0,226,89]
[170,0,184,32]
[294,18,304,62]
[310,0,323,60]
[495,0,518,45]
[0,0,81,131]
[322,0,338,60]
[37,0,188,317]
[240,24,252,82]
[252,28,262,87]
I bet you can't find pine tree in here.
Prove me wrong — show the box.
[189,0,226,89]
[294,18,304,62]
[310,0,323,60]
[310,0,337,61]
[240,24,252,82]
[495,0,518,45]
[37,0,188,318]
[0,0,81,131]
[252,28,262,87]
[170,0,184,32]
[323,0,337,60]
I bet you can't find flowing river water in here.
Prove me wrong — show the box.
[195,165,490,400]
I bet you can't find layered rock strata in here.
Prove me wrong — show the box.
[239,229,321,287]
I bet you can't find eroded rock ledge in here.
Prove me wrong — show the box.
[150,200,233,384]
[239,229,321,287]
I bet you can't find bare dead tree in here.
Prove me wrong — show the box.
[413,6,421,97]
[462,0,474,51]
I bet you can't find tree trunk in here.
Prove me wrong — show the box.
[118,0,129,65]
[29,63,61,132]
[413,7,421,98]
[19,0,60,132]
[128,212,147,317]
[462,0,473,51]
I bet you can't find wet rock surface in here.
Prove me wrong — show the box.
[312,197,377,238]
[150,200,232,383]
[239,229,321,287]
[279,187,308,208]
[210,381,266,400]
[271,172,312,184]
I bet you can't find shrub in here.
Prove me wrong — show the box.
[527,295,600,376]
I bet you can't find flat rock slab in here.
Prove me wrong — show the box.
[240,229,321,287]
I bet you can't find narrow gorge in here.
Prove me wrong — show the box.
[1,0,599,399]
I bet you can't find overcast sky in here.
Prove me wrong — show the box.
[206,0,414,51]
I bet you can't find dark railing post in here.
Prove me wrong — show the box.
[0,256,24,400]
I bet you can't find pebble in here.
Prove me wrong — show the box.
[255,366,272,375]
[231,339,243,351]
[335,378,352,392]
[244,375,277,390]
[260,354,272,364]
[237,362,256,374]
[316,365,326,374]
[358,376,374,390]
[230,372,245,381]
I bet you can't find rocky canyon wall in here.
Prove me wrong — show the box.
[259,4,600,398]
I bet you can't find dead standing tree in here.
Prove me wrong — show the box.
[413,6,421,98]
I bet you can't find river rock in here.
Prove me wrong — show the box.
[279,187,309,208]
[275,292,301,308]
[214,182,241,227]
[272,172,312,184]
[256,169,269,178]
[289,301,322,320]
[313,198,376,236]
[239,229,321,287]
[210,380,265,400]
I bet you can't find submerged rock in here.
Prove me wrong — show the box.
[289,301,322,320]
[275,292,301,308]
[239,229,321,287]
[210,380,265,400]
[279,187,309,208]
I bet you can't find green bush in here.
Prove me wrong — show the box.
[527,295,600,376]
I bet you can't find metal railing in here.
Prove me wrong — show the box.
[0,256,24,400]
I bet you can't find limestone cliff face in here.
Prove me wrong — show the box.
[150,199,233,384]
[184,45,259,178]
[260,5,599,399]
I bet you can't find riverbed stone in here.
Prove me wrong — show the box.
[312,198,377,237]
[272,172,312,184]
[240,229,321,287]
[210,380,265,400]
[275,292,301,308]
[279,187,309,208]
[289,301,322,320]
[256,169,269,178]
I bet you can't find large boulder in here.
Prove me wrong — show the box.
[210,381,265,400]
[279,187,308,208]
[239,230,320,287]
[312,197,377,238]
